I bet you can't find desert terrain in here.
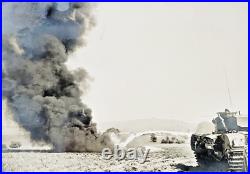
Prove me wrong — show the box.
[2,133,229,172]
[2,117,227,172]
[3,144,195,172]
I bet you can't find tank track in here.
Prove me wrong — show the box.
[194,152,229,171]
[194,148,248,172]
[228,147,248,171]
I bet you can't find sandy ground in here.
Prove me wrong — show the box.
[3,144,200,172]
[3,133,233,172]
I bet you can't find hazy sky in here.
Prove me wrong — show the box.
[67,2,248,123]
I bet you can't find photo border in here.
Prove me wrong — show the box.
[1,1,248,173]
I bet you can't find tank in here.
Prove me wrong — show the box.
[191,109,248,171]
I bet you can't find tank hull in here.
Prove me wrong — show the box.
[191,132,248,171]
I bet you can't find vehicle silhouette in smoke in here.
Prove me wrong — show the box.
[191,109,248,171]
[9,142,22,149]
[150,133,157,142]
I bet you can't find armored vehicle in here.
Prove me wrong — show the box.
[9,141,22,149]
[191,109,248,171]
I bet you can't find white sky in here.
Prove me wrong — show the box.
[67,2,248,123]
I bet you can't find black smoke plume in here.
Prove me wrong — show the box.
[2,2,113,152]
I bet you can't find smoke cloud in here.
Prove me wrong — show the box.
[2,2,113,152]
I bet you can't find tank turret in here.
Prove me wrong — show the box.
[212,109,238,133]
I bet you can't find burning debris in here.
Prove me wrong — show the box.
[2,3,113,152]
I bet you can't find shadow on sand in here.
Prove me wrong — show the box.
[175,161,229,172]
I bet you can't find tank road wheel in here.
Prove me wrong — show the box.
[227,147,248,172]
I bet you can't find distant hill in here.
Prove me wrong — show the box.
[98,118,196,133]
